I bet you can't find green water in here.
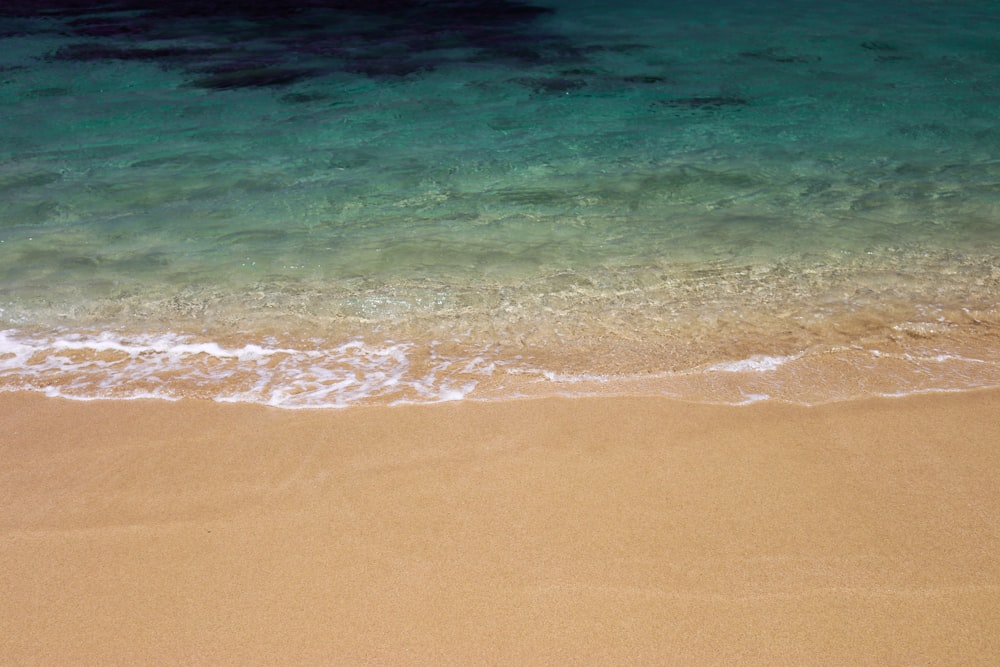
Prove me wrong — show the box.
[1,0,998,405]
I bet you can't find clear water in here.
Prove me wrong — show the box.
[1,0,999,406]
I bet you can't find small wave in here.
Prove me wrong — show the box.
[0,330,493,408]
[703,354,799,373]
[2,329,999,408]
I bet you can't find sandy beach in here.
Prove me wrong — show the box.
[2,389,998,664]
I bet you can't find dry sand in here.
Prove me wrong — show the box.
[2,389,999,664]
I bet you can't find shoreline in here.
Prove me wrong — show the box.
[3,389,999,663]
[3,322,1000,407]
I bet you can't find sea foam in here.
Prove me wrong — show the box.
[3,329,1000,408]
[0,330,491,408]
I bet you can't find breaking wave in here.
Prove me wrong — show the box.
[3,328,999,408]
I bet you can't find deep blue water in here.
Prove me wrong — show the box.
[1,0,998,406]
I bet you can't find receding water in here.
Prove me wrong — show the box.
[1,0,998,406]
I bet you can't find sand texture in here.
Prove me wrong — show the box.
[2,390,999,664]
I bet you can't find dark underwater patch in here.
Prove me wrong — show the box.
[621,75,668,85]
[861,41,898,51]
[7,0,568,89]
[739,47,821,64]
[338,55,432,79]
[657,96,750,111]
[68,16,151,38]
[508,76,588,95]
[49,44,222,62]
[581,43,650,54]
[188,67,317,90]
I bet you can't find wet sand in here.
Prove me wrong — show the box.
[2,390,999,664]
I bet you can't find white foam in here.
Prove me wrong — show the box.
[538,369,610,383]
[735,392,771,405]
[0,329,498,408]
[905,352,989,365]
[4,329,1000,409]
[704,354,798,373]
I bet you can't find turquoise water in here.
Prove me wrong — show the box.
[1,0,999,406]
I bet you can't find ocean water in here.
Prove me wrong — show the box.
[1,0,998,407]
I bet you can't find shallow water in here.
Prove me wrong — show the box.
[1,0,998,406]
